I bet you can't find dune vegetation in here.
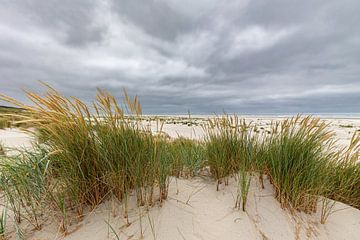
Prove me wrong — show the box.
[0,85,359,237]
[0,106,32,129]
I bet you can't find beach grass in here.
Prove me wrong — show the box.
[0,106,32,129]
[0,85,359,234]
[204,116,260,190]
[0,86,174,231]
[259,116,337,212]
[203,115,359,215]
[266,117,359,213]
[326,133,360,209]
[0,146,50,229]
[168,137,205,178]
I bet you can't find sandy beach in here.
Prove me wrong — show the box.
[0,116,359,240]
[25,177,360,240]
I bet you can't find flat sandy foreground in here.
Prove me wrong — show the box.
[0,116,359,240]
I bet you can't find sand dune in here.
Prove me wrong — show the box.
[0,116,359,240]
[25,177,360,240]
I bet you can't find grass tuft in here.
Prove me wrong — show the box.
[169,137,205,178]
[0,85,173,230]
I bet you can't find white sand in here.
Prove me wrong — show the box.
[153,116,360,147]
[1,117,359,240]
[20,177,359,240]
[0,128,34,154]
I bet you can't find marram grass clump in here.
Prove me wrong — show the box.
[203,115,360,215]
[325,133,360,209]
[168,137,205,178]
[259,116,337,213]
[204,115,260,191]
[0,86,174,231]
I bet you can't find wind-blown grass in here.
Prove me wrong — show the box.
[204,115,262,211]
[259,116,337,212]
[0,85,359,233]
[204,116,260,190]
[0,86,173,231]
[257,117,360,214]
[0,106,32,129]
[204,115,360,216]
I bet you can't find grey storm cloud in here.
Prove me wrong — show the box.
[0,0,359,114]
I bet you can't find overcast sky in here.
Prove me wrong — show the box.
[0,0,359,114]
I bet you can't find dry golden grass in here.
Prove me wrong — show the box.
[0,84,358,237]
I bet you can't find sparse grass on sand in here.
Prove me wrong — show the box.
[0,85,359,238]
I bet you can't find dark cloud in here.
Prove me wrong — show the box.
[110,0,197,42]
[2,0,106,46]
[0,0,359,114]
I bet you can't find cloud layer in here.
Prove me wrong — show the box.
[1,0,359,114]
